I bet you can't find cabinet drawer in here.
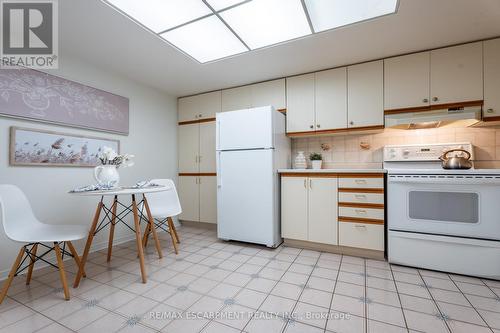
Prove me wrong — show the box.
[339,192,384,205]
[339,222,384,251]
[339,177,383,189]
[339,207,384,221]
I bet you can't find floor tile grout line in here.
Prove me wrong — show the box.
[240,246,300,333]
[417,269,452,333]
[190,245,278,333]
[389,262,410,331]
[7,294,78,333]
[278,249,322,333]
[446,273,495,332]
[364,259,368,333]
[323,255,343,333]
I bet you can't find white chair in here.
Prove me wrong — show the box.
[0,185,87,304]
[141,179,181,254]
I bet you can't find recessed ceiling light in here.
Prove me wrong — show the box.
[206,0,248,11]
[304,0,398,33]
[160,16,248,63]
[106,0,212,33]
[220,0,312,50]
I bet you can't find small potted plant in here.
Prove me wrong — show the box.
[309,152,322,170]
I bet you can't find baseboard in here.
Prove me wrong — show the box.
[0,234,136,281]
[180,220,217,230]
[284,238,385,260]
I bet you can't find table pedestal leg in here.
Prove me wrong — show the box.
[74,200,102,288]
[132,194,147,283]
[107,196,118,262]
[143,195,163,258]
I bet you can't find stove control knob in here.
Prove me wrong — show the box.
[403,150,410,155]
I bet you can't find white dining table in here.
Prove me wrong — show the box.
[70,186,171,287]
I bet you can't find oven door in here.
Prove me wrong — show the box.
[387,174,500,240]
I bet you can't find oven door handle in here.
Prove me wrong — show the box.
[388,176,500,185]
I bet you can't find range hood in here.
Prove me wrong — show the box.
[385,106,482,129]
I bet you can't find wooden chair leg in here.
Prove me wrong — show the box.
[142,223,151,248]
[143,196,163,259]
[54,242,70,300]
[170,220,180,244]
[167,217,179,254]
[26,244,38,285]
[0,247,25,305]
[132,195,147,283]
[74,200,103,288]
[66,241,86,278]
[107,196,118,262]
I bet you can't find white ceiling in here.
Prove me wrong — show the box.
[60,0,500,97]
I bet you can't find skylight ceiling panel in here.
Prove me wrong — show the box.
[160,16,248,63]
[219,0,312,50]
[304,0,398,33]
[106,0,212,33]
[206,0,248,11]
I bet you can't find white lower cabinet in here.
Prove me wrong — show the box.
[339,223,384,251]
[178,176,217,224]
[308,177,338,245]
[199,176,217,224]
[178,176,199,222]
[281,173,385,254]
[281,177,308,240]
[281,176,338,245]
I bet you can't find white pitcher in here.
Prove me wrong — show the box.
[94,165,120,188]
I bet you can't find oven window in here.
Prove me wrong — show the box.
[408,191,478,223]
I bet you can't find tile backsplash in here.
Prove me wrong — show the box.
[292,126,500,169]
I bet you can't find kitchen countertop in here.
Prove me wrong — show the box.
[278,169,387,173]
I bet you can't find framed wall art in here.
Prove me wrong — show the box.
[10,127,120,167]
[0,68,129,134]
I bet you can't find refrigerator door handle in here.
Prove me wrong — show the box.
[217,152,222,189]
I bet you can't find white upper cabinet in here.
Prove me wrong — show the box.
[430,42,483,105]
[250,79,286,110]
[178,91,221,122]
[484,38,500,118]
[315,68,348,131]
[384,52,430,110]
[286,73,315,133]
[221,85,252,112]
[178,123,199,173]
[347,60,384,128]
[199,122,216,173]
[308,177,338,245]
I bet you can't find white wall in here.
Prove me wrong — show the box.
[0,56,178,278]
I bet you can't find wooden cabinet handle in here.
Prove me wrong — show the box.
[303,179,307,188]
[432,97,439,102]
[354,179,367,184]
[422,98,429,103]
[309,179,312,189]
[487,108,494,113]
[355,209,367,215]
[354,194,367,199]
[354,224,367,229]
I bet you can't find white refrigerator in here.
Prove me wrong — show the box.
[216,106,290,248]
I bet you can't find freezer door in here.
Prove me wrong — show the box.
[217,149,279,246]
[216,106,274,150]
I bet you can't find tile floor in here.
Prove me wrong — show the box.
[1,226,500,333]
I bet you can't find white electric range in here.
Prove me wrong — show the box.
[383,142,500,279]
